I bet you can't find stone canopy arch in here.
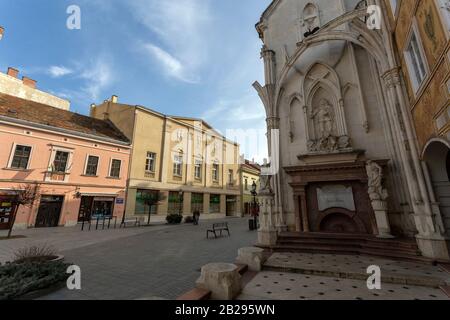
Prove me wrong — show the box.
[270,7,390,117]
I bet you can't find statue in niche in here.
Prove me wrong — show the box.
[306,98,352,153]
[311,98,334,139]
[366,160,389,201]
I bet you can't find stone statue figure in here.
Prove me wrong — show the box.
[311,99,334,139]
[259,174,273,194]
[366,160,389,201]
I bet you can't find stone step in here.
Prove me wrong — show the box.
[262,254,449,288]
[268,244,433,264]
[277,239,421,255]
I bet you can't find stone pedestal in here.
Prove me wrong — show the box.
[236,247,266,272]
[258,228,278,246]
[372,200,394,238]
[195,263,241,300]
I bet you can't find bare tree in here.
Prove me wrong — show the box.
[7,183,40,238]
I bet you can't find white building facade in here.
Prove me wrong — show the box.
[255,0,450,260]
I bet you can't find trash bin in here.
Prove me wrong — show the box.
[249,219,255,231]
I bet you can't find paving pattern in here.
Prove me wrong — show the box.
[264,252,450,287]
[33,218,257,300]
[238,271,450,300]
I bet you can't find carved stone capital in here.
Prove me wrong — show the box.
[381,68,401,88]
[266,117,280,130]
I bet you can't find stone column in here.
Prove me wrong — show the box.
[183,192,192,215]
[203,193,210,215]
[257,175,277,246]
[220,194,226,215]
[157,190,169,216]
[299,190,310,232]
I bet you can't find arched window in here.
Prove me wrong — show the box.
[302,3,320,37]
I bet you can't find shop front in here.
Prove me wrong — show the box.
[78,195,116,222]
[0,195,17,230]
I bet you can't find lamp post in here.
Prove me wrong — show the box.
[250,181,258,231]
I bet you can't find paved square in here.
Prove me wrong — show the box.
[14,218,256,300]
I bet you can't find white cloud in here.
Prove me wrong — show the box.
[128,0,212,83]
[143,43,198,84]
[202,92,268,163]
[79,57,114,101]
[48,66,73,78]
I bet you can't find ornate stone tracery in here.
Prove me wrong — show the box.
[302,63,351,153]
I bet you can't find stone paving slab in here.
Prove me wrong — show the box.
[36,218,257,300]
[0,224,169,264]
[264,252,450,288]
[238,271,450,300]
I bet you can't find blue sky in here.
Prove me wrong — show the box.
[0,0,271,161]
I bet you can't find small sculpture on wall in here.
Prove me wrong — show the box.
[311,99,334,139]
[366,160,389,201]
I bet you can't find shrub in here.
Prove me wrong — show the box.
[166,214,183,224]
[13,245,58,264]
[0,260,70,300]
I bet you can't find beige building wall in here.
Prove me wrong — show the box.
[91,98,242,221]
[0,69,70,111]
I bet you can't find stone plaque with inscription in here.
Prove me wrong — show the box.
[317,185,355,211]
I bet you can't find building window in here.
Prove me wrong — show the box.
[10,145,32,170]
[228,169,234,185]
[109,159,122,178]
[168,191,183,214]
[405,24,428,92]
[191,193,204,214]
[212,163,219,181]
[194,160,202,180]
[173,154,183,177]
[210,194,220,213]
[52,151,69,173]
[85,155,99,176]
[146,152,156,173]
[244,178,248,191]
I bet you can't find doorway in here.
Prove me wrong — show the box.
[35,195,64,228]
[424,140,450,237]
[226,196,237,216]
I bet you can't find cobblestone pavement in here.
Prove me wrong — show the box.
[238,271,450,300]
[36,218,257,300]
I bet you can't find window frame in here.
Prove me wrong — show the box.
[173,154,183,177]
[84,154,100,176]
[7,143,33,170]
[228,169,234,185]
[194,159,203,180]
[212,163,219,182]
[145,152,157,173]
[108,158,122,179]
[403,19,430,94]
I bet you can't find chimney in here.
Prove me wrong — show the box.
[0,26,4,40]
[111,95,118,103]
[7,67,19,78]
[22,76,37,89]
[90,103,96,117]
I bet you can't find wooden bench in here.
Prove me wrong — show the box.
[207,222,230,239]
[120,217,143,228]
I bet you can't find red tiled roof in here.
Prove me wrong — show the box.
[0,93,129,143]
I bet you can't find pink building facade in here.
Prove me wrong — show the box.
[0,93,131,229]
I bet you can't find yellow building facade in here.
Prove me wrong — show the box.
[385,0,450,240]
[91,97,241,221]
[239,160,261,216]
